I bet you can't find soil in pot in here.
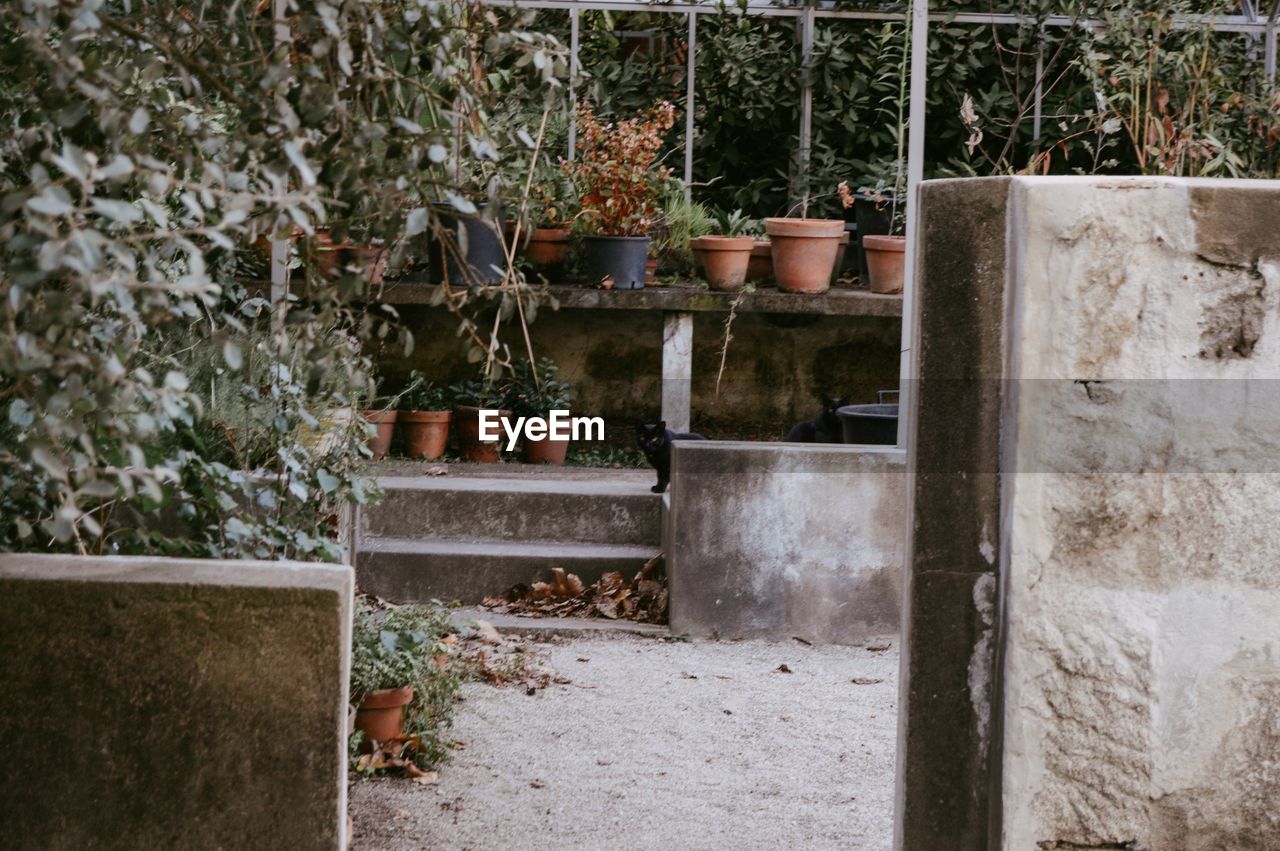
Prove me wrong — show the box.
[863,234,906,295]
[354,685,414,745]
[427,203,508,286]
[454,405,510,463]
[524,436,569,465]
[699,235,754,292]
[400,410,451,460]
[582,235,649,290]
[764,218,845,294]
[523,227,570,278]
[361,409,397,460]
[853,193,901,284]
[746,239,773,283]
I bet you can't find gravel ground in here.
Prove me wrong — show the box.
[350,633,899,850]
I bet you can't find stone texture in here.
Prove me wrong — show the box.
[666,441,906,645]
[0,554,352,851]
[901,176,1280,850]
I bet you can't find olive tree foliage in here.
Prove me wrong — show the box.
[0,0,564,557]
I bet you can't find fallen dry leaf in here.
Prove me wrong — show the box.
[412,770,440,786]
[530,779,546,789]
[851,677,884,685]
[680,671,698,680]
[792,636,813,646]
[866,643,891,653]
[774,664,793,674]
[472,619,503,646]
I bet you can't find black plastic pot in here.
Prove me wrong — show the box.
[853,193,902,286]
[836,402,899,445]
[582,235,650,290]
[841,222,859,277]
[427,202,507,285]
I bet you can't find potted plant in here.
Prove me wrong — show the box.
[697,209,756,293]
[765,215,845,294]
[522,166,576,280]
[350,599,457,749]
[841,180,906,294]
[564,101,676,290]
[449,377,512,463]
[652,187,714,278]
[398,371,452,460]
[359,381,397,460]
[508,358,573,465]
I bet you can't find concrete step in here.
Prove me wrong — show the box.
[362,475,661,546]
[356,538,659,604]
[449,607,668,639]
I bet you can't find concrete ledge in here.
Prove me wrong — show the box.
[0,554,353,850]
[666,441,906,644]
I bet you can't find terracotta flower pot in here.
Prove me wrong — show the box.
[524,436,570,465]
[453,405,511,463]
[523,227,570,275]
[746,239,773,283]
[764,218,844,294]
[400,410,451,460]
[863,234,906,295]
[312,230,348,279]
[354,685,414,745]
[361,409,397,460]
[691,235,710,275]
[644,256,658,285]
[348,244,388,285]
[698,235,754,292]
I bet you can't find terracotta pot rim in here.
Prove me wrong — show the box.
[764,218,845,239]
[531,227,571,241]
[358,685,414,709]
[399,410,451,422]
[361,409,398,423]
[582,234,650,243]
[697,236,755,251]
[525,436,571,445]
[863,234,906,252]
[454,405,512,416]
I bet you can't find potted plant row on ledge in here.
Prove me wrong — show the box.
[360,358,574,465]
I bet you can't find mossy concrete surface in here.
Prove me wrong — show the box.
[0,554,353,851]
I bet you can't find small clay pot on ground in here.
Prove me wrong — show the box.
[765,218,845,294]
[863,234,906,294]
[453,405,511,463]
[524,436,570,465]
[399,410,451,460]
[523,227,570,277]
[698,235,754,292]
[746,239,773,283]
[354,686,414,745]
[361,409,397,460]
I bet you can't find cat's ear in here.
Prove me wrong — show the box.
[657,420,666,431]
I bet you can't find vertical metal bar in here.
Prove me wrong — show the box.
[271,0,290,308]
[1267,19,1277,80]
[569,8,580,161]
[895,0,927,452]
[796,5,816,214]
[1032,26,1044,145]
[684,11,696,198]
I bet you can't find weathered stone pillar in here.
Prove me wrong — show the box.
[897,177,1280,850]
[0,554,353,850]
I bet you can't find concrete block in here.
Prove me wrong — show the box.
[666,441,906,644]
[899,176,1280,850]
[0,554,353,851]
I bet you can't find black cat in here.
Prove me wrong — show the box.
[785,395,848,443]
[636,422,707,494]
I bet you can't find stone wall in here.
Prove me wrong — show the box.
[666,441,906,644]
[898,176,1280,850]
[0,554,353,851]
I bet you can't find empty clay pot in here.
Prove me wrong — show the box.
[746,239,773,283]
[453,405,511,462]
[863,234,906,294]
[361,409,397,460]
[400,410,451,460]
[698,235,754,292]
[524,436,569,465]
[523,227,570,276]
[764,218,844,294]
[354,686,414,745]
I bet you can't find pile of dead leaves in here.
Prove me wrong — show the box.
[353,734,439,785]
[481,554,668,624]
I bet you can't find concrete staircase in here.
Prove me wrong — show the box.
[355,469,661,603]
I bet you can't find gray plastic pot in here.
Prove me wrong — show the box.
[582,235,650,290]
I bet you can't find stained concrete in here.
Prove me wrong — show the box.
[666,441,906,645]
[900,176,1280,850]
[0,554,352,851]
